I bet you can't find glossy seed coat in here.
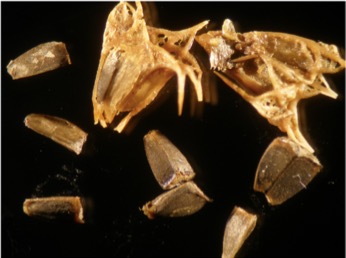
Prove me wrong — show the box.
[144,130,195,190]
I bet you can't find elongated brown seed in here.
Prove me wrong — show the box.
[24,114,88,155]
[142,181,212,219]
[222,206,257,258]
[254,137,322,205]
[7,41,71,80]
[23,196,84,223]
[144,130,195,190]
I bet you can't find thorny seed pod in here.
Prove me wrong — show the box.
[222,206,257,258]
[92,1,209,133]
[23,196,84,223]
[7,41,71,80]
[24,114,88,155]
[142,181,212,219]
[144,130,195,190]
[196,19,346,153]
[254,137,322,205]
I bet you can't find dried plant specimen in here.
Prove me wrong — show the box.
[7,41,71,80]
[140,2,159,27]
[24,114,88,155]
[23,196,84,223]
[144,130,195,190]
[254,137,322,205]
[92,1,209,133]
[142,181,212,219]
[222,206,257,258]
[196,19,346,153]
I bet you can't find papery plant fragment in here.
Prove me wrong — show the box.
[196,19,346,153]
[142,181,212,219]
[144,130,195,190]
[7,41,71,80]
[92,1,209,133]
[23,196,84,223]
[24,114,88,155]
[254,137,322,205]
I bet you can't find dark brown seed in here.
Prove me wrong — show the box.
[7,41,71,80]
[142,181,212,219]
[254,137,322,205]
[222,206,257,258]
[23,196,84,223]
[24,113,88,155]
[144,130,195,190]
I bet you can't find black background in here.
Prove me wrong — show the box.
[2,2,345,257]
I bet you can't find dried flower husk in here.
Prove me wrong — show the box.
[24,114,88,155]
[142,181,212,219]
[140,2,159,27]
[196,19,346,153]
[23,196,84,223]
[92,1,209,133]
[222,206,257,258]
[7,41,71,80]
[254,137,322,205]
[144,130,195,190]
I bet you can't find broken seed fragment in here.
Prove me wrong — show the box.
[254,137,322,205]
[7,41,71,80]
[142,181,212,219]
[222,206,257,258]
[144,130,195,190]
[23,196,84,223]
[24,114,88,155]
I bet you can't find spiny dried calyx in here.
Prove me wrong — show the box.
[92,1,209,133]
[196,19,346,153]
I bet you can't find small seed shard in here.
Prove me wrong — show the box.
[7,41,71,80]
[142,181,212,219]
[24,114,88,155]
[222,206,257,258]
[144,130,195,190]
[23,196,84,223]
[254,137,322,205]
